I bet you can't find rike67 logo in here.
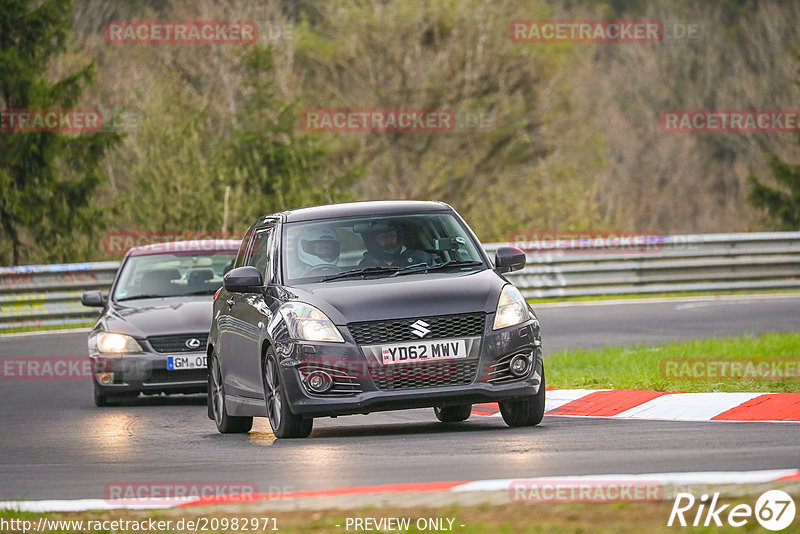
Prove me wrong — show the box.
[668,490,796,531]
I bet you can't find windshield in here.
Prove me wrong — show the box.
[113,250,238,301]
[283,213,485,284]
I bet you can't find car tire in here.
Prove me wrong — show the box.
[434,404,472,422]
[93,386,108,407]
[93,385,137,407]
[209,351,253,433]
[264,349,313,439]
[499,361,546,428]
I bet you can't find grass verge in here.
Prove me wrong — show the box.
[3,493,799,533]
[0,322,95,335]
[547,331,800,392]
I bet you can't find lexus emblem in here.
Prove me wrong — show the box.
[410,320,431,338]
[185,338,202,349]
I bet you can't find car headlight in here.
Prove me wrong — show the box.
[493,285,530,330]
[279,302,344,343]
[97,332,143,353]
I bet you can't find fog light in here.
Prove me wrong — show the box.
[96,372,114,385]
[306,371,333,393]
[508,354,531,377]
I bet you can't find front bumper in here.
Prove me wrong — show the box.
[90,352,208,395]
[277,316,542,418]
[287,379,540,417]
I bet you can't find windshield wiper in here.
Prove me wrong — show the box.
[181,289,219,296]
[320,265,402,282]
[391,260,484,277]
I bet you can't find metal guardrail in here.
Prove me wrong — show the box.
[0,262,119,331]
[1,232,799,331]
[487,231,800,298]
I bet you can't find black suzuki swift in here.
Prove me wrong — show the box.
[208,201,543,438]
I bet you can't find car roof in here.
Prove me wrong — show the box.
[127,239,241,256]
[262,200,453,224]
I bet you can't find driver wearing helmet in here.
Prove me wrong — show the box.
[293,227,341,277]
[358,223,432,268]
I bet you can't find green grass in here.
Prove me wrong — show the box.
[547,332,800,392]
[527,288,800,303]
[4,498,798,533]
[0,322,95,335]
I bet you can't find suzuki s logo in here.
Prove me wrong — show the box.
[410,320,431,338]
[185,338,202,349]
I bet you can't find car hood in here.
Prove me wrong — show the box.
[102,297,213,338]
[289,269,506,323]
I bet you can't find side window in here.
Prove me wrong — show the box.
[234,230,254,269]
[245,227,273,282]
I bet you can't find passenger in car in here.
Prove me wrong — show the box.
[187,268,215,292]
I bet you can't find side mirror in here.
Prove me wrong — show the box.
[494,247,526,273]
[223,266,263,293]
[81,290,106,307]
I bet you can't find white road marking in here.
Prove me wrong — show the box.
[613,392,765,421]
[452,468,800,492]
[3,469,797,512]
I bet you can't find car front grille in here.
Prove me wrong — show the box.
[371,359,478,391]
[348,313,485,345]
[147,368,207,383]
[148,334,208,353]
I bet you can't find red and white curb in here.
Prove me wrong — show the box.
[472,389,800,422]
[2,469,797,512]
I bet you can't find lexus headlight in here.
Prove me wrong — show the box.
[97,332,143,353]
[280,302,344,342]
[493,285,530,330]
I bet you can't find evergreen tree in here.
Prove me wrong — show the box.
[226,46,355,223]
[747,53,800,230]
[747,154,800,230]
[0,0,120,265]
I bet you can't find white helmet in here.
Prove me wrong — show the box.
[297,227,340,266]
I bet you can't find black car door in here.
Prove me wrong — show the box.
[226,224,277,399]
[216,230,252,397]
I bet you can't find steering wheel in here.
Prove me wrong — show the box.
[303,264,344,276]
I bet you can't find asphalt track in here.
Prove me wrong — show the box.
[0,294,798,501]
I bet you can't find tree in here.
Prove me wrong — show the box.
[0,0,120,265]
[290,0,601,242]
[116,80,233,235]
[747,52,800,230]
[226,46,356,224]
[747,154,800,230]
[113,44,348,245]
